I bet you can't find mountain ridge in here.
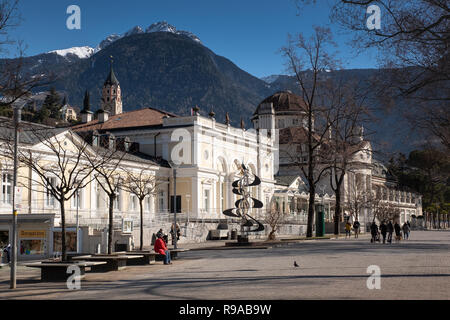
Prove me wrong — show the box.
[1,27,419,155]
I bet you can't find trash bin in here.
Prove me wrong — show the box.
[230,230,237,240]
[316,211,325,237]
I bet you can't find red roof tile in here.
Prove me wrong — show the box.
[72,107,177,132]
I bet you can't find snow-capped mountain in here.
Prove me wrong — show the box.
[145,21,200,43]
[95,34,122,53]
[48,46,95,59]
[95,21,201,53]
[260,75,280,84]
[124,25,144,37]
[47,22,201,60]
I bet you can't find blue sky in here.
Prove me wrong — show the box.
[9,0,378,78]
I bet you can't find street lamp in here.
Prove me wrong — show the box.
[186,193,191,227]
[76,189,80,253]
[10,106,21,289]
[168,161,179,250]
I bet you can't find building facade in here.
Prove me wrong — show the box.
[252,90,423,230]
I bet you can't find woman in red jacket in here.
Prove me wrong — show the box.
[154,234,172,265]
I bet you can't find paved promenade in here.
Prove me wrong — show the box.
[0,230,449,300]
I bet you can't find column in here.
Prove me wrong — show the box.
[191,176,200,219]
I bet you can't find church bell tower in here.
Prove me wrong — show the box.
[101,56,122,116]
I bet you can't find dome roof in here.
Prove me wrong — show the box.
[254,91,307,116]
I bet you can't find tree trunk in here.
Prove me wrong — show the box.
[307,184,315,238]
[60,199,67,262]
[268,229,276,241]
[334,189,341,235]
[108,196,114,254]
[139,199,144,251]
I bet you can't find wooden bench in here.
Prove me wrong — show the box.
[25,261,107,282]
[66,254,92,262]
[72,255,143,272]
[154,248,190,261]
[124,251,157,265]
[170,248,190,259]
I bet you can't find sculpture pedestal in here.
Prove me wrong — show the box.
[237,235,249,244]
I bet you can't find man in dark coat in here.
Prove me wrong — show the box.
[380,221,388,244]
[353,220,360,238]
[394,222,402,242]
[370,222,378,243]
[387,221,394,243]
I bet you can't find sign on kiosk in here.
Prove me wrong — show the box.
[19,230,46,238]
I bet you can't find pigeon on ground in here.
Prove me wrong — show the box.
[294,261,299,267]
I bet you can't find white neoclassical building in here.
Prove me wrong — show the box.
[75,108,277,222]
[251,90,423,231]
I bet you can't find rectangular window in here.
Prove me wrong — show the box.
[96,183,102,209]
[204,189,210,211]
[20,239,44,256]
[53,231,77,253]
[45,177,56,207]
[1,172,12,205]
[158,191,165,212]
[170,195,182,213]
[122,219,133,233]
[113,189,121,210]
[130,194,137,211]
[221,184,225,211]
[71,189,82,209]
[145,195,152,212]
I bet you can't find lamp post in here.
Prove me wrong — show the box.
[186,193,190,226]
[76,189,80,253]
[173,168,177,249]
[10,106,21,289]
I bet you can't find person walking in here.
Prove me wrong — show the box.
[353,220,360,238]
[370,221,378,243]
[394,222,402,242]
[154,233,172,265]
[380,221,388,244]
[345,220,352,239]
[387,221,394,244]
[170,223,181,244]
[402,222,410,240]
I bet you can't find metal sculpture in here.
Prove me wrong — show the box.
[223,164,265,233]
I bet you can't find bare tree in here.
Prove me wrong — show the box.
[294,1,450,151]
[372,200,401,223]
[0,1,49,123]
[121,168,162,250]
[264,200,287,241]
[87,144,127,255]
[333,0,448,150]
[281,26,337,237]
[324,79,373,234]
[344,172,373,222]
[0,125,102,261]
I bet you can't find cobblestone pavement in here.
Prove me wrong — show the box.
[0,230,448,300]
